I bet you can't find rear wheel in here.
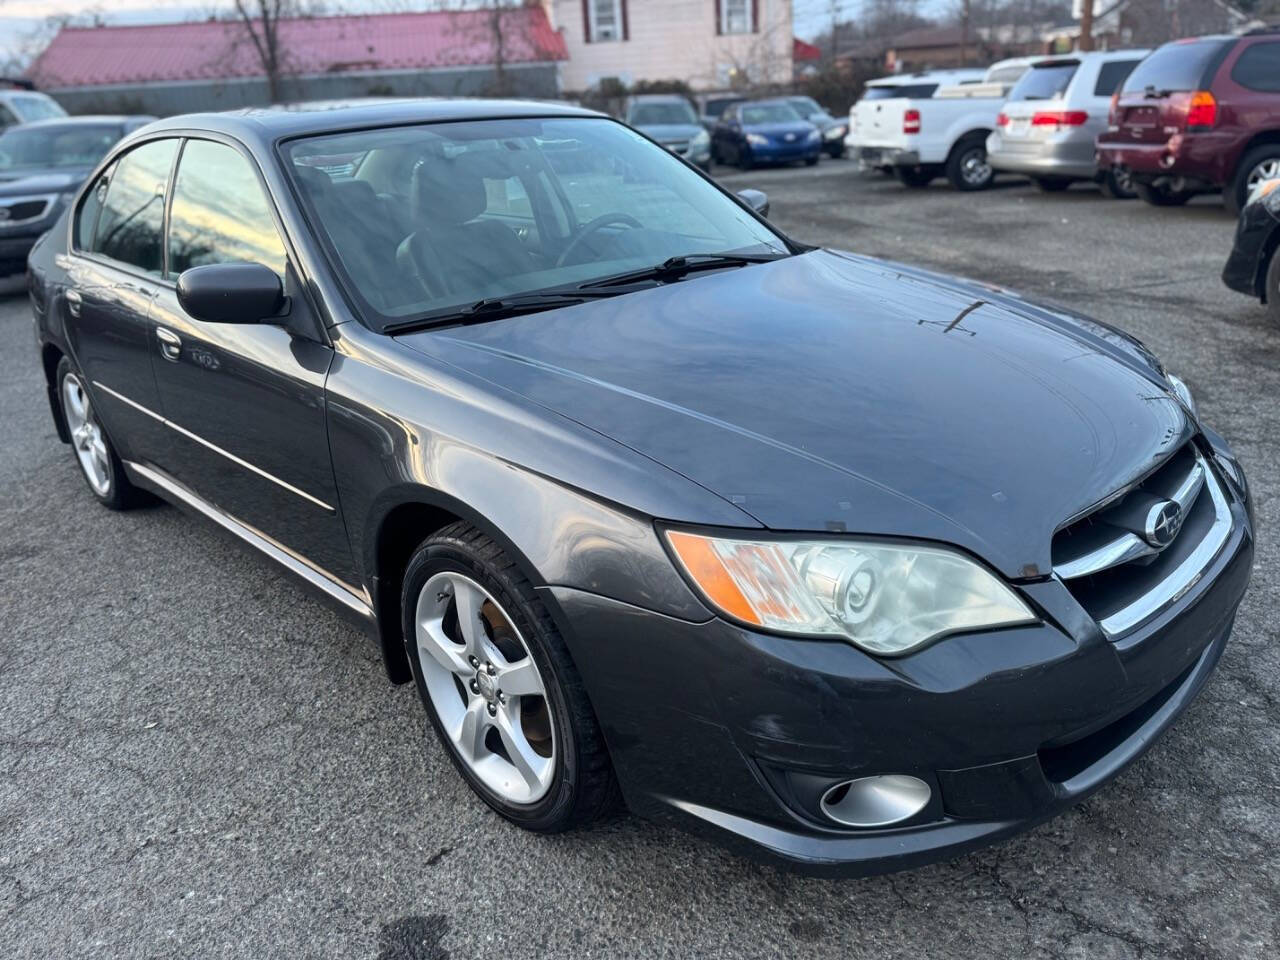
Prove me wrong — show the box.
[1228,145,1280,215]
[56,357,149,510]
[402,522,617,832]
[1100,165,1136,200]
[1134,180,1193,206]
[1032,176,1073,193]
[946,136,994,191]
[896,165,935,188]
[1266,247,1280,325]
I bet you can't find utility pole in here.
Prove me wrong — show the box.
[960,0,970,67]
[1078,0,1095,52]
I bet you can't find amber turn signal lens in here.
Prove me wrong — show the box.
[665,530,762,625]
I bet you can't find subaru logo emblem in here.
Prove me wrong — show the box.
[1143,500,1183,548]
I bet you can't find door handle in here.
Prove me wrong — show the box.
[156,326,182,362]
[65,288,82,318]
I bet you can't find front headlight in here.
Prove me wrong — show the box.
[807,128,821,142]
[665,530,1036,656]
[824,125,846,140]
[746,133,768,146]
[691,129,710,149]
[1165,372,1197,418]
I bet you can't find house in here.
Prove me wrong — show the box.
[550,0,794,92]
[26,8,568,116]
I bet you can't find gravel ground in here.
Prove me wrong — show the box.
[2,161,1277,960]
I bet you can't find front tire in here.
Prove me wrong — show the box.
[737,146,754,171]
[1100,165,1136,199]
[56,357,148,510]
[402,522,617,832]
[947,136,994,191]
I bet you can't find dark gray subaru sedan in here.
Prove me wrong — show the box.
[27,101,1254,875]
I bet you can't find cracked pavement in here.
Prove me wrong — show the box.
[1,163,1277,959]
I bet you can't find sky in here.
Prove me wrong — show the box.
[0,0,952,67]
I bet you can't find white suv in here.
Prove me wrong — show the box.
[0,88,66,131]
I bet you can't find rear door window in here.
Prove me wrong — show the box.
[1094,60,1142,97]
[91,138,178,276]
[1008,62,1079,101]
[1231,42,1280,93]
[1123,39,1232,94]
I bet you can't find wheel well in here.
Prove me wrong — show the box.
[372,501,463,683]
[1258,227,1280,302]
[41,343,71,444]
[947,130,991,161]
[1235,131,1280,176]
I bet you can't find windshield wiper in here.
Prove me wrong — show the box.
[1143,85,1175,99]
[384,289,625,334]
[580,251,788,290]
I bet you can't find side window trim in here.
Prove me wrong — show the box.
[70,136,181,287]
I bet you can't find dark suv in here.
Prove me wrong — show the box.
[1096,29,1280,211]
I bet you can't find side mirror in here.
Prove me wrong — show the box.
[176,262,286,324]
[736,189,770,218]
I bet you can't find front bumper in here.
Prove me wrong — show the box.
[1222,198,1280,300]
[987,131,1098,180]
[548,457,1254,875]
[749,141,821,163]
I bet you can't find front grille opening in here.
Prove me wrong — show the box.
[1052,441,1226,635]
[1038,657,1195,783]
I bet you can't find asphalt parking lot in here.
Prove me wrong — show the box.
[2,160,1277,960]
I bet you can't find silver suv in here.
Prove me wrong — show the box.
[986,49,1149,197]
[0,88,66,131]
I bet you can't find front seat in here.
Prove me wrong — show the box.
[396,155,533,301]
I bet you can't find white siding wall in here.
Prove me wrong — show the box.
[549,0,793,92]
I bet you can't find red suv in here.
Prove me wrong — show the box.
[1096,29,1280,212]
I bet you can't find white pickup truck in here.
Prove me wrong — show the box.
[846,59,1035,191]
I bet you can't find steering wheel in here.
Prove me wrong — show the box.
[555,212,644,267]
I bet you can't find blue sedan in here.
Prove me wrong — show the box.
[711,99,821,170]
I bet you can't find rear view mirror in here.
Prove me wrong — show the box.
[176,262,286,324]
[736,189,770,218]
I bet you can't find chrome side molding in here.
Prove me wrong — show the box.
[125,460,374,621]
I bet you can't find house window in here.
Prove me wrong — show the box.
[587,0,625,42]
[720,0,753,35]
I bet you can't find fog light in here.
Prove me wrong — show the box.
[819,775,931,827]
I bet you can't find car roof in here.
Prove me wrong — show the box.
[139,98,602,149]
[627,94,689,103]
[4,114,148,128]
[866,68,985,86]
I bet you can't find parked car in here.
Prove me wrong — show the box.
[1222,177,1280,321]
[624,94,712,171]
[987,49,1149,197]
[697,93,745,134]
[711,98,821,169]
[1096,28,1280,212]
[847,61,1033,191]
[29,100,1254,876]
[785,95,848,158]
[0,115,154,279]
[0,86,66,131]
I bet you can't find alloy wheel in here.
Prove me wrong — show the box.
[961,147,991,186]
[61,372,111,496]
[414,571,555,804]
[1246,157,1280,195]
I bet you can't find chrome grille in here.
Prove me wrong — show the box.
[1053,442,1232,637]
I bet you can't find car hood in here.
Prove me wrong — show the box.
[0,168,88,194]
[636,123,703,142]
[396,249,1191,579]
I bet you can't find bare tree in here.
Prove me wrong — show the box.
[230,0,319,104]
[1078,0,1094,51]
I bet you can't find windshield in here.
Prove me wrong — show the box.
[787,97,824,117]
[629,101,697,126]
[1122,40,1231,94]
[0,123,122,171]
[703,98,742,118]
[9,95,66,122]
[1007,62,1079,101]
[741,103,802,125]
[285,117,787,330]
